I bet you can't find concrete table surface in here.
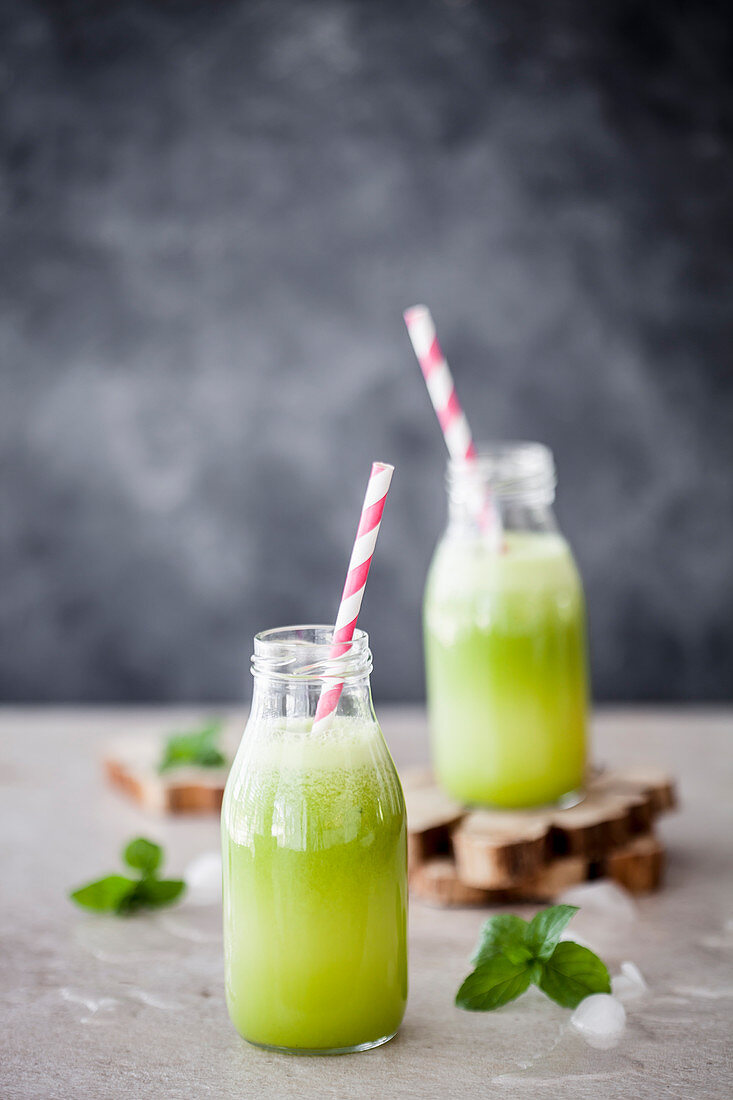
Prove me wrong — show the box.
[1,706,732,1099]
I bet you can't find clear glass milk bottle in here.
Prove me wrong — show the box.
[221,626,407,1054]
[423,443,589,808]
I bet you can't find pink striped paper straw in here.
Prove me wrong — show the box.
[311,461,394,733]
[403,305,477,462]
[403,304,502,543]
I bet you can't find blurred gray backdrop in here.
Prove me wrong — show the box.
[2,0,732,703]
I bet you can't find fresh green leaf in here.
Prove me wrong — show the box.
[471,913,531,966]
[456,907,613,1016]
[158,721,226,773]
[528,960,544,985]
[135,877,186,907]
[456,955,532,1011]
[193,746,227,768]
[538,941,611,1008]
[70,875,137,912]
[526,904,579,961]
[123,837,162,875]
[115,883,146,915]
[69,834,186,917]
[116,877,185,914]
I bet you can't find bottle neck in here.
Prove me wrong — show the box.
[446,442,558,537]
[249,625,376,725]
[250,675,375,724]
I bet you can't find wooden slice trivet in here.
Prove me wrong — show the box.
[588,772,661,829]
[601,767,678,814]
[404,766,677,907]
[548,793,633,858]
[409,858,498,907]
[103,733,236,814]
[604,833,666,893]
[453,811,549,889]
[503,855,590,902]
[404,785,466,866]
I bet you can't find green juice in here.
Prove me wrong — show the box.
[424,531,588,808]
[221,717,407,1053]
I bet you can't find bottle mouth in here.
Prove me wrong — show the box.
[251,625,372,681]
[448,441,556,503]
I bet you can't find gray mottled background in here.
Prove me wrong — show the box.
[2,0,732,703]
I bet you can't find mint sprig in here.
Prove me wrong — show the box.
[457,905,611,1012]
[537,941,612,1008]
[158,720,227,774]
[123,837,162,875]
[70,838,185,915]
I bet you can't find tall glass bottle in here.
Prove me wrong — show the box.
[222,626,407,1054]
[424,443,589,808]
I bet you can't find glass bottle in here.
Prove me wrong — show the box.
[221,625,407,1054]
[423,443,589,808]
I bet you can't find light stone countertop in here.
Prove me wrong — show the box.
[1,706,732,1099]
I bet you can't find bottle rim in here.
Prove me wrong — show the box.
[448,440,556,503]
[251,624,372,681]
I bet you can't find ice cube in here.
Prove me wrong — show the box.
[571,994,626,1049]
[183,851,222,906]
[559,881,637,924]
[612,960,648,1001]
[557,881,636,948]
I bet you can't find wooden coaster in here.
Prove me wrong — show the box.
[405,786,466,867]
[548,793,633,858]
[453,811,549,889]
[503,856,590,902]
[409,858,498,907]
[404,766,677,906]
[103,732,237,814]
[601,767,678,814]
[604,833,666,893]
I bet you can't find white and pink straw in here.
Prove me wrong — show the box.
[403,305,478,462]
[403,304,502,544]
[312,461,394,733]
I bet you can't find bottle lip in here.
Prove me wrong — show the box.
[448,441,556,502]
[252,624,372,681]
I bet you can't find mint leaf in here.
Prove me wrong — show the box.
[158,721,226,773]
[526,904,578,961]
[70,875,137,912]
[471,913,531,966]
[193,746,227,768]
[123,838,162,875]
[538,941,611,1008]
[456,955,532,1011]
[69,837,185,916]
[117,877,185,914]
[135,878,185,907]
[457,906,613,1016]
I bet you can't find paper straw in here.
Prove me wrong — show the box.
[312,461,394,733]
[403,304,503,543]
[403,305,478,461]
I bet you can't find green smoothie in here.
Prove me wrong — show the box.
[221,716,407,1053]
[424,530,588,807]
